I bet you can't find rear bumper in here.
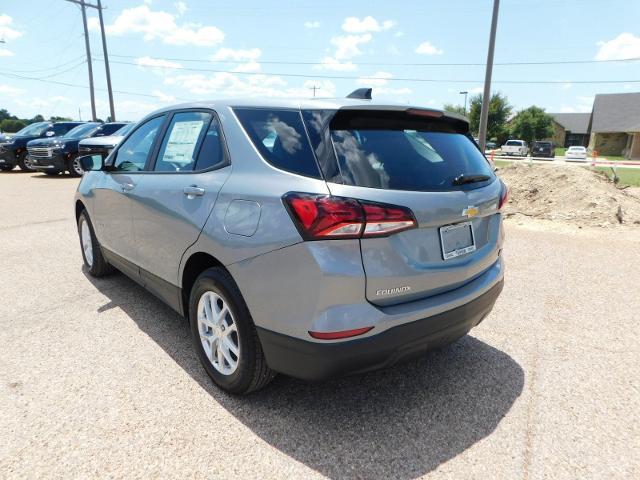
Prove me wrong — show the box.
[257,278,504,382]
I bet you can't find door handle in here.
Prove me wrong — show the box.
[183,185,205,197]
[121,182,135,192]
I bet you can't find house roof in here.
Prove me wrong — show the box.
[591,92,640,133]
[550,113,591,134]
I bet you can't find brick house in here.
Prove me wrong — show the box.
[549,113,590,147]
[587,92,640,159]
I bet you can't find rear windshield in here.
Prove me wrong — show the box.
[535,142,551,146]
[329,128,493,191]
[505,140,522,146]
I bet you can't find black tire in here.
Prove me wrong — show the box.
[17,152,35,172]
[189,268,275,395]
[77,210,114,277]
[0,164,14,171]
[67,154,84,177]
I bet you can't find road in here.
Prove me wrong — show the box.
[1,171,639,479]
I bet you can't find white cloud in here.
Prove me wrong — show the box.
[136,56,183,69]
[316,57,357,71]
[87,17,99,31]
[0,14,22,42]
[394,31,404,38]
[357,71,393,87]
[595,33,640,60]
[50,95,70,102]
[561,82,572,90]
[331,33,372,60]
[415,41,443,55]
[152,90,175,103]
[165,72,336,99]
[0,84,25,97]
[304,21,320,29]
[469,86,484,94]
[342,16,394,33]
[0,48,14,57]
[175,1,187,16]
[103,5,224,47]
[232,61,261,73]
[210,47,261,62]
[559,96,594,113]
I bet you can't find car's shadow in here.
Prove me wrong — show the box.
[84,269,524,479]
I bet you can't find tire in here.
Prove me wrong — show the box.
[67,154,84,177]
[0,164,14,172]
[17,152,35,172]
[189,268,275,395]
[77,210,113,277]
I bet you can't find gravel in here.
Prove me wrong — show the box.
[1,172,639,479]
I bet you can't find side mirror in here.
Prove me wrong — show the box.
[79,154,104,172]
[45,131,55,137]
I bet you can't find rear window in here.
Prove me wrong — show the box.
[233,108,321,179]
[505,140,522,146]
[326,110,493,191]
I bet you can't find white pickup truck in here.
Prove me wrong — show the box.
[501,139,529,156]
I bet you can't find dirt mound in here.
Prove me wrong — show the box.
[497,163,640,227]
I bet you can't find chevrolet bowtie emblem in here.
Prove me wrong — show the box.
[463,206,479,218]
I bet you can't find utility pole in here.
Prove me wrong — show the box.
[96,0,115,120]
[65,0,116,121]
[478,0,500,152]
[79,0,97,121]
[309,85,319,97]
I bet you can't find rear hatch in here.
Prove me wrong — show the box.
[303,107,504,307]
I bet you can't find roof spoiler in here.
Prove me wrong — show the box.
[346,88,372,100]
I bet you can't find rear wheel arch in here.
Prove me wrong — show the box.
[181,252,227,318]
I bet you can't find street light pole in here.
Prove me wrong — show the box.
[459,91,468,116]
[478,0,500,152]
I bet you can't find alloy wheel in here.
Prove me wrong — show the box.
[80,218,93,267]
[197,291,240,375]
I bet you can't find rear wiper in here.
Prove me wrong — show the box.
[452,173,491,186]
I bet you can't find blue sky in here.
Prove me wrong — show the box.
[1,0,639,121]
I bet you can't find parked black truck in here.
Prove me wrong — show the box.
[27,122,127,176]
[0,121,84,171]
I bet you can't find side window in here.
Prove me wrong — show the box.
[154,112,211,172]
[97,123,123,136]
[234,108,321,179]
[113,116,165,172]
[194,116,226,171]
[51,124,69,136]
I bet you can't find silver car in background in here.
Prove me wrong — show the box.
[75,94,506,394]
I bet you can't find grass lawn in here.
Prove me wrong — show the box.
[595,166,640,186]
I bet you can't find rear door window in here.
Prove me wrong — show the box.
[154,111,211,172]
[233,108,321,179]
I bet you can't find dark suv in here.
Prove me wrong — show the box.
[0,121,83,172]
[532,141,554,159]
[28,122,128,176]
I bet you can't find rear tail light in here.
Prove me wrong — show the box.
[498,181,509,210]
[283,192,417,240]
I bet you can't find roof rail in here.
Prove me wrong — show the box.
[346,88,372,100]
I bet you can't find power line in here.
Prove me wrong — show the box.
[103,52,640,67]
[103,58,640,85]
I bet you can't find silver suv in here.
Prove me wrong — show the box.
[75,95,506,394]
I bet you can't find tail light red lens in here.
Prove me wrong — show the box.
[498,182,509,210]
[283,192,417,240]
[309,326,373,340]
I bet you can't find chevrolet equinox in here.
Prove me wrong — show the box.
[75,93,506,394]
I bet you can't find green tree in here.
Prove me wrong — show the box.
[30,114,45,123]
[0,109,17,122]
[509,106,554,143]
[468,92,512,143]
[49,115,72,122]
[442,103,467,116]
[0,119,27,132]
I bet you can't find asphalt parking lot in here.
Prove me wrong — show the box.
[1,172,639,479]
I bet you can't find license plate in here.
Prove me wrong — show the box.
[439,221,476,260]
